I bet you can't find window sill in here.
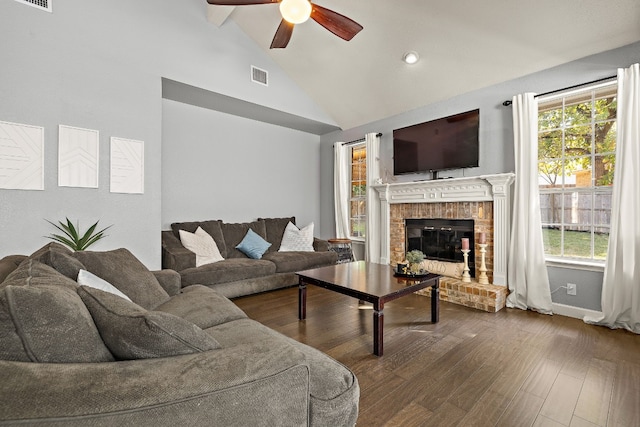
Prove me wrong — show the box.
[545,257,605,272]
[350,237,365,244]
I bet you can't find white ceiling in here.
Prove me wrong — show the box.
[208,0,640,131]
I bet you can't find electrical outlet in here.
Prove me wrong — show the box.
[567,283,577,295]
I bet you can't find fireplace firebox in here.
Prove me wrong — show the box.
[405,218,475,277]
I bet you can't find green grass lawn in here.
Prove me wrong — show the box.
[542,228,609,260]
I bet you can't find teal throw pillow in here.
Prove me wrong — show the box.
[236,229,271,259]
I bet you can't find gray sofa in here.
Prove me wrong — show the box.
[162,217,338,298]
[0,243,359,426]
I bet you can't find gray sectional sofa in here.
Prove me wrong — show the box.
[0,243,359,426]
[162,217,338,298]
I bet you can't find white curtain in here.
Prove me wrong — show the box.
[585,64,640,334]
[365,133,381,263]
[333,142,350,239]
[507,93,553,314]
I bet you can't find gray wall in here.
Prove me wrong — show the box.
[0,4,162,267]
[548,266,603,311]
[162,99,323,231]
[319,42,640,311]
[0,0,332,267]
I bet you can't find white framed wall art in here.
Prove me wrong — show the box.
[110,137,144,194]
[58,125,99,188]
[0,120,44,190]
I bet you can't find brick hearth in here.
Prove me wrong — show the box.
[416,279,508,312]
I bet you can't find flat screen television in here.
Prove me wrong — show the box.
[393,109,479,177]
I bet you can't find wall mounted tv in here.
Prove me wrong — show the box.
[393,109,479,177]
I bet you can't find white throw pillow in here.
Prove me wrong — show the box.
[179,227,224,267]
[279,222,314,252]
[77,269,132,302]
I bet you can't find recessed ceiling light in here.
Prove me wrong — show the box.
[403,51,419,65]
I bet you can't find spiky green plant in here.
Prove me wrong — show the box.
[45,218,112,251]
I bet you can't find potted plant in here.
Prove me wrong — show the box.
[405,249,425,274]
[45,218,112,251]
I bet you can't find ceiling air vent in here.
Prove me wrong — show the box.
[14,0,52,12]
[251,66,268,87]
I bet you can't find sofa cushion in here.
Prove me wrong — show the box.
[259,217,295,253]
[236,229,271,259]
[420,259,464,279]
[279,222,314,252]
[179,258,277,287]
[77,269,132,301]
[179,227,224,267]
[78,286,220,360]
[171,220,227,258]
[28,242,85,280]
[74,248,170,310]
[154,285,247,329]
[1,259,78,291]
[262,251,338,274]
[221,221,268,259]
[0,284,114,363]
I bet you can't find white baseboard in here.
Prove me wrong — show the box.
[552,302,602,320]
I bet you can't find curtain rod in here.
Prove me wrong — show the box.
[341,132,383,145]
[502,75,617,106]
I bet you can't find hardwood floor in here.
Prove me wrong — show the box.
[233,286,640,427]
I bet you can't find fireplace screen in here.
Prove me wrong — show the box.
[405,218,475,277]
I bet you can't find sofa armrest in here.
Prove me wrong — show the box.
[152,269,181,296]
[161,230,196,272]
[0,340,310,426]
[313,237,330,252]
[0,254,27,283]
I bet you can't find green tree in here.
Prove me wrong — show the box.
[538,94,616,228]
[538,96,617,187]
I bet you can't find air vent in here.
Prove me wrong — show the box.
[251,66,268,86]
[14,0,52,12]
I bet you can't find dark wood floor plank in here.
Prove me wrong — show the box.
[382,402,433,427]
[607,359,640,426]
[419,401,467,427]
[456,342,544,425]
[574,358,616,426]
[496,389,545,426]
[539,372,583,425]
[532,414,566,426]
[448,363,502,412]
[522,357,563,398]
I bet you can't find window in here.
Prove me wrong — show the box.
[538,82,617,261]
[350,144,366,238]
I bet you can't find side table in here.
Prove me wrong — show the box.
[327,238,354,263]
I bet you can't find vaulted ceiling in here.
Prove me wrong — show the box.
[207,0,640,131]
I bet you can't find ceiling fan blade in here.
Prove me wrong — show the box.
[270,19,294,49]
[206,0,278,5]
[310,3,363,41]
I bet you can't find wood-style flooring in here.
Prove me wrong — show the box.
[233,285,640,427]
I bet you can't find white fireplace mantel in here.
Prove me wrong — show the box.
[372,173,515,286]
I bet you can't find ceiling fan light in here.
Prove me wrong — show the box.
[279,0,312,24]
[403,51,419,65]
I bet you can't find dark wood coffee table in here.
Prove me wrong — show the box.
[296,261,440,356]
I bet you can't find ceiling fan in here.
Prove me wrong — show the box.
[206,0,363,49]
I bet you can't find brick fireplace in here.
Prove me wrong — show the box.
[372,173,515,312]
[391,202,493,282]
